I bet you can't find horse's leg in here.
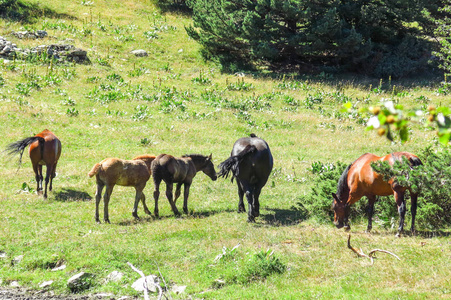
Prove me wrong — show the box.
[95,180,105,223]
[103,184,114,224]
[174,183,182,204]
[132,184,145,220]
[141,192,152,215]
[410,192,418,234]
[32,163,41,194]
[394,190,406,237]
[49,161,58,192]
[240,181,254,222]
[153,178,161,218]
[165,182,180,216]
[366,195,376,233]
[237,180,245,213]
[43,163,54,199]
[253,187,261,218]
[183,183,191,215]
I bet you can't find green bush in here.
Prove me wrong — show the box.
[295,161,370,223]
[298,148,451,230]
[212,247,286,285]
[372,147,451,230]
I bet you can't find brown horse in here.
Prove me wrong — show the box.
[151,153,217,218]
[332,152,422,236]
[88,154,156,223]
[6,129,62,199]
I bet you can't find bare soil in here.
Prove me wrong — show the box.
[0,288,122,300]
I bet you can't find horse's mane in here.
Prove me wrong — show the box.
[182,154,209,164]
[336,163,352,201]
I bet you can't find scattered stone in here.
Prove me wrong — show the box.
[39,280,53,288]
[67,272,95,292]
[51,264,67,271]
[10,281,20,288]
[12,30,48,39]
[95,293,114,298]
[11,255,23,266]
[131,275,158,293]
[171,285,187,294]
[131,49,148,57]
[212,279,225,289]
[106,271,124,283]
[0,35,89,63]
[0,251,6,258]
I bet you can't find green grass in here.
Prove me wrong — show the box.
[0,0,450,299]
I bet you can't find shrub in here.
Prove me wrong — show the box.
[372,147,451,230]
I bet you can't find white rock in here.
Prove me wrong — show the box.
[131,275,158,293]
[51,264,66,271]
[106,271,124,282]
[131,49,148,57]
[172,285,187,294]
[39,280,53,288]
[10,281,20,287]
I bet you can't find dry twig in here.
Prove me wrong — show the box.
[347,234,400,265]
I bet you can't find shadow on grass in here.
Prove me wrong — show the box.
[408,230,451,238]
[0,0,75,23]
[54,188,92,202]
[116,208,237,226]
[261,207,307,226]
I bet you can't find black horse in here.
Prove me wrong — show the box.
[218,134,273,222]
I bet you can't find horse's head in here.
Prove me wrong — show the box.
[202,154,217,181]
[332,193,350,230]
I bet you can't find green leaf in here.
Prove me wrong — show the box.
[438,132,451,145]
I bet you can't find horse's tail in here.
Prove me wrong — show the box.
[408,156,423,167]
[5,136,45,166]
[218,145,257,181]
[88,163,102,178]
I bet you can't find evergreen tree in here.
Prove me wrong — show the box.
[186,0,442,76]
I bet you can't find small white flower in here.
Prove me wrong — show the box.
[367,116,380,128]
[383,100,396,114]
[437,113,446,126]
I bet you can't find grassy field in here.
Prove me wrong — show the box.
[0,1,450,299]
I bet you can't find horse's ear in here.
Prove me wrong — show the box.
[208,153,212,160]
[332,193,340,203]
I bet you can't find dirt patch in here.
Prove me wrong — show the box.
[0,288,128,300]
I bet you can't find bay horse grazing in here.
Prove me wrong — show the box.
[88,154,156,223]
[218,134,273,222]
[6,129,61,199]
[151,153,217,218]
[332,152,422,236]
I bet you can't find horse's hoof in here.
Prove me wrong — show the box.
[395,232,401,238]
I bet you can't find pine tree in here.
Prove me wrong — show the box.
[186,0,442,76]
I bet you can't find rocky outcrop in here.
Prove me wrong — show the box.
[0,32,89,63]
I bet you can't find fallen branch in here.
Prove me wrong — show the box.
[347,234,400,265]
[127,262,150,300]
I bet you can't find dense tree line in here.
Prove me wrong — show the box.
[185,0,446,77]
